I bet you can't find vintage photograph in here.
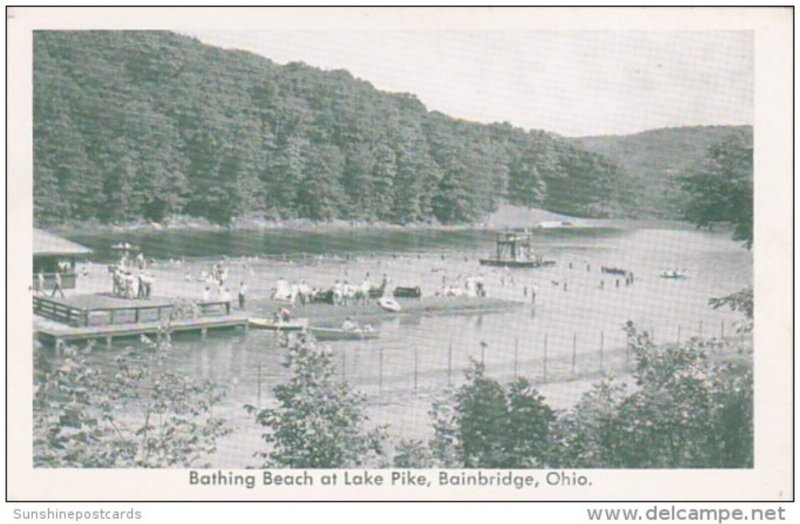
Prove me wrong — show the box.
[8,7,792,502]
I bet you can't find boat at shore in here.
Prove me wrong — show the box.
[248,318,309,331]
[309,326,380,341]
[378,296,402,312]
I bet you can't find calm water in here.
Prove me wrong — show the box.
[50,224,752,466]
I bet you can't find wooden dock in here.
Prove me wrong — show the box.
[33,293,247,347]
[36,315,249,348]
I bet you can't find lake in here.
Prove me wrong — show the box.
[45,223,753,467]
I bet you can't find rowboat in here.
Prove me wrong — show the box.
[248,318,309,331]
[309,326,380,341]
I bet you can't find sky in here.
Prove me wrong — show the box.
[186,30,753,137]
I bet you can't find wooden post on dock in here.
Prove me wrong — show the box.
[698,320,703,339]
[341,353,346,382]
[677,325,682,346]
[721,320,725,339]
[513,338,519,379]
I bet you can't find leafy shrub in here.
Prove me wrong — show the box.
[246,341,387,468]
[34,332,230,468]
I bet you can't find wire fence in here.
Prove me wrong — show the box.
[249,319,750,405]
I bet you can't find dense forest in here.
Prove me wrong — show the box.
[570,125,753,219]
[33,31,639,227]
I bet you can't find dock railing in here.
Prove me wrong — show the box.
[33,296,88,327]
[33,296,233,327]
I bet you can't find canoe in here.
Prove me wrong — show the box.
[378,297,402,312]
[248,318,309,331]
[309,326,380,341]
[660,271,689,279]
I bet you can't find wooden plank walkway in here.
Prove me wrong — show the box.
[36,315,249,347]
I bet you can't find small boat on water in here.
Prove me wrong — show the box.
[248,318,309,331]
[378,296,402,312]
[309,326,380,341]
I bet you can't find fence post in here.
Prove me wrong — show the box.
[414,345,419,393]
[543,334,548,383]
[698,320,703,339]
[677,325,682,346]
[447,342,452,386]
[600,330,604,373]
[341,353,346,382]
[514,338,519,379]
[257,364,262,406]
[721,320,725,339]
[378,345,383,394]
[572,333,577,376]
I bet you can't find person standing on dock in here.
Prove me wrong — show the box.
[221,287,232,314]
[238,281,247,311]
[51,271,65,298]
[37,270,46,295]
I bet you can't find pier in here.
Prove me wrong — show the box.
[33,294,247,347]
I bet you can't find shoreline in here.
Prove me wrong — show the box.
[44,215,699,237]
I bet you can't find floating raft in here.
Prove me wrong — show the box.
[478,258,556,268]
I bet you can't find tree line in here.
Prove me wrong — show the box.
[34,31,634,227]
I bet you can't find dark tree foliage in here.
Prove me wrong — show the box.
[33,31,630,226]
[550,324,753,468]
[679,132,754,248]
[430,360,555,468]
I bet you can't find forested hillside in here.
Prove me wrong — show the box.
[570,126,753,219]
[34,31,636,226]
